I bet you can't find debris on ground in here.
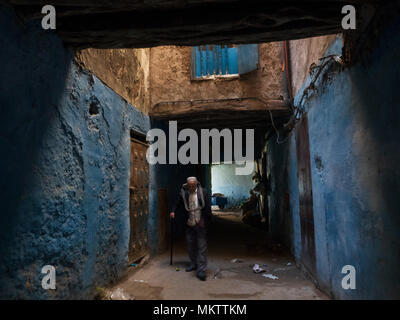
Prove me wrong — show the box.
[213,268,221,279]
[175,267,180,272]
[110,287,135,300]
[133,279,145,283]
[231,258,244,263]
[252,264,266,273]
[262,274,279,280]
[129,263,137,267]
[287,262,292,266]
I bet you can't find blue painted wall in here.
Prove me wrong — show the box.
[267,21,400,299]
[0,5,150,299]
[211,163,254,208]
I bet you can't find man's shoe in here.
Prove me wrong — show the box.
[196,270,206,281]
[185,265,197,272]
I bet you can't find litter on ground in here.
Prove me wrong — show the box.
[110,288,128,300]
[263,274,279,280]
[213,268,221,279]
[252,264,266,273]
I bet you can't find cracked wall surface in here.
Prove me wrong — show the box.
[0,5,149,299]
[75,48,151,115]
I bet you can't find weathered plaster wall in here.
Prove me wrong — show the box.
[211,163,254,208]
[289,35,338,96]
[0,5,149,299]
[150,43,284,108]
[267,24,400,299]
[75,48,151,114]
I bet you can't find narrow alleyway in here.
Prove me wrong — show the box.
[1,1,399,301]
[109,209,328,300]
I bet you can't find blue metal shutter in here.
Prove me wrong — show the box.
[226,45,238,74]
[192,45,239,78]
[237,44,259,74]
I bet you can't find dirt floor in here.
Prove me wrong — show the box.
[108,209,329,300]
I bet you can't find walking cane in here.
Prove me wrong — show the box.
[170,216,174,265]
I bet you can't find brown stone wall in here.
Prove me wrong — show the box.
[75,48,151,114]
[289,35,340,97]
[74,42,286,116]
[149,43,284,110]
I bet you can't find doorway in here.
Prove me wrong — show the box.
[129,134,150,263]
[295,114,316,275]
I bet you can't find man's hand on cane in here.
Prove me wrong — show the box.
[170,212,175,219]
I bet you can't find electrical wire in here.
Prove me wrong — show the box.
[268,110,290,145]
[268,54,344,145]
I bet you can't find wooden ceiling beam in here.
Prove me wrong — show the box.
[6,0,376,48]
[149,98,288,119]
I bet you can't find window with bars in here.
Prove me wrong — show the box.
[191,44,258,79]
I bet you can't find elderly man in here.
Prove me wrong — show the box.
[170,177,212,281]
